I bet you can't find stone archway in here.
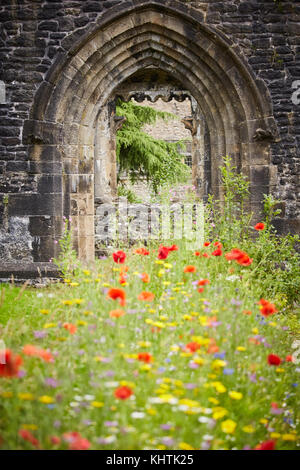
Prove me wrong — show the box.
[23,0,277,262]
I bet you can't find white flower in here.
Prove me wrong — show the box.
[131,412,145,419]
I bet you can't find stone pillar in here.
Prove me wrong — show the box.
[182,103,208,200]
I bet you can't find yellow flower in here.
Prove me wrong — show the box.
[228,391,243,400]
[77,320,87,326]
[183,315,192,321]
[138,341,151,348]
[147,408,157,416]
[22,424,38,431]
[208,397,219,405]
[282,434,297,441]
[70,282,79,287]
[179,398,200,408]
[83,310,93,316]
[18,392,35,401]
[140,364,152,372]
[155,260,164,265]
[260,418,268,424]
[74,299,84,305]
[62,300,73,306]
[164,263,173,269]
[83,270,91,276]
[212,407,228,420]
[1,391,13,398]
[211,359,227,370]
[43,322,57,329]
[163,281,171,286]
[179,442,194,450]
[252,328,259,335]
[221,419,237,434]
[243,425,255,433]
[212,381,227,393]
[91,401,104,408]
[236,346,246,352]
[276,368,285,373]
[270,432,281,439]
[38,395,54,404]
[40,309,49,315]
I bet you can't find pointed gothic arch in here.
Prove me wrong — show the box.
[23,0,277,261]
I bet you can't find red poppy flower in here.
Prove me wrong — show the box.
[211,248,222,256]
[185,342,201,353]
[267,354,281,366]
[112,250,126,264]
[107,288,126,306]
[23,344,54,363]
[198,287,204,293]
[167,244,178,251]
[138,291,155,301]
[50,436,61,445]
[109,309,125,318]
[141,272,150,283]
[202,253,210,258]
[204,242,211,247]
[114,385,133,400]
[285,355,293,362]
[194,251,201,256]
[255,440,276,450]
[243,310,252,315]
[207,338,219,354]
[214,241,222,248]
[197,279,210,286]
[63,323,77,334]
[254,223,265,231]
[134,247,150,255]
[19,429,40,449]
[225,248,253,266]
[0,349,23,377]
[158,246,169,260]
[137,352,153,363]
[63,432,91,450]
[258,299,277,317]
[183,265,197,273]
[119,274,127,285]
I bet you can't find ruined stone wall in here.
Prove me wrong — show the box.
[0,0,299,269]
[136,97,192,142]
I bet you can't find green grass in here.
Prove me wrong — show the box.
[0,241,299,450]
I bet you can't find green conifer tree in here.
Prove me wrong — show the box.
[116,99,191,193]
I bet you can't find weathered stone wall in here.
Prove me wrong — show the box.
[137,97,193,142]
[0,0,299,273]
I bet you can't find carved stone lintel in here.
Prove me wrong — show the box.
[253,128,274,142]
[112,115,126,132]
[181,116,197,136]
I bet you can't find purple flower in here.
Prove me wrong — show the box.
[214,352,226,359]
[104,421,118,427]
[161,437,174,447]
[34,330,48,339]
[45,377,59,388]
[17,370,26,378]
[160,424,172,430]
[185,383,197,389]
[223,368,234,375]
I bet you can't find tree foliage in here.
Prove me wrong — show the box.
[116,99,191,193]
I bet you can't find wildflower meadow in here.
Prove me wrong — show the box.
[0,159,299,451]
